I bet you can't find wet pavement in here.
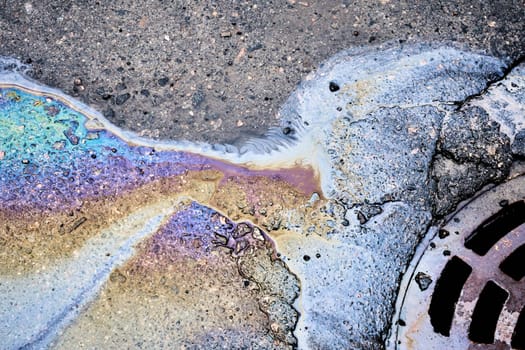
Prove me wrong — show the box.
[1,44,525,349]
[1,1,525,349]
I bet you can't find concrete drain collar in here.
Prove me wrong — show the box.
[389,175,525,349]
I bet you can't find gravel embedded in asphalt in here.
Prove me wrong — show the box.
[0,0,523,144]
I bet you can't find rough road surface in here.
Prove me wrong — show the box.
[1,0,523,144]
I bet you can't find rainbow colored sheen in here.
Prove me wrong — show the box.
[0,88,214,211]
[145,201,270,260]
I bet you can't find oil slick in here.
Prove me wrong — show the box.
[1,44,522,349]
[0,80,312,349]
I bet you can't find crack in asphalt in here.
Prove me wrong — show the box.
[453,55,525,110]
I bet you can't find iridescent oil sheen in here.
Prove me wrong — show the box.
[0,88,317,211]
[0,84,316,349]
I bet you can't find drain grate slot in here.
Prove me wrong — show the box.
[468,281,508,344]
[428,256,472,336]
[512,306,525,349]
[464,201,525,256]
[500,242,525,281]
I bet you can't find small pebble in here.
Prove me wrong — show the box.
[191,90,205,107]
[95,87,106,96]
[438,229,449,239]
[158,77,169,86]
[115,82,127,91]
[414,272,432,291]
[357,211,367,224]
[329,81,340,92]
[103,108,115,119]
[247,43,263,52]
[115,93,131,105]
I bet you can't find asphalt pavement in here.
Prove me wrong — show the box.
[1,0,523,145]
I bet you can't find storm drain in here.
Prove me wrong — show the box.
[389,175,525,350]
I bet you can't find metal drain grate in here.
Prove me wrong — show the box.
[389,175,525,350]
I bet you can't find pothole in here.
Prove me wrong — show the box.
[389,175,525,349]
